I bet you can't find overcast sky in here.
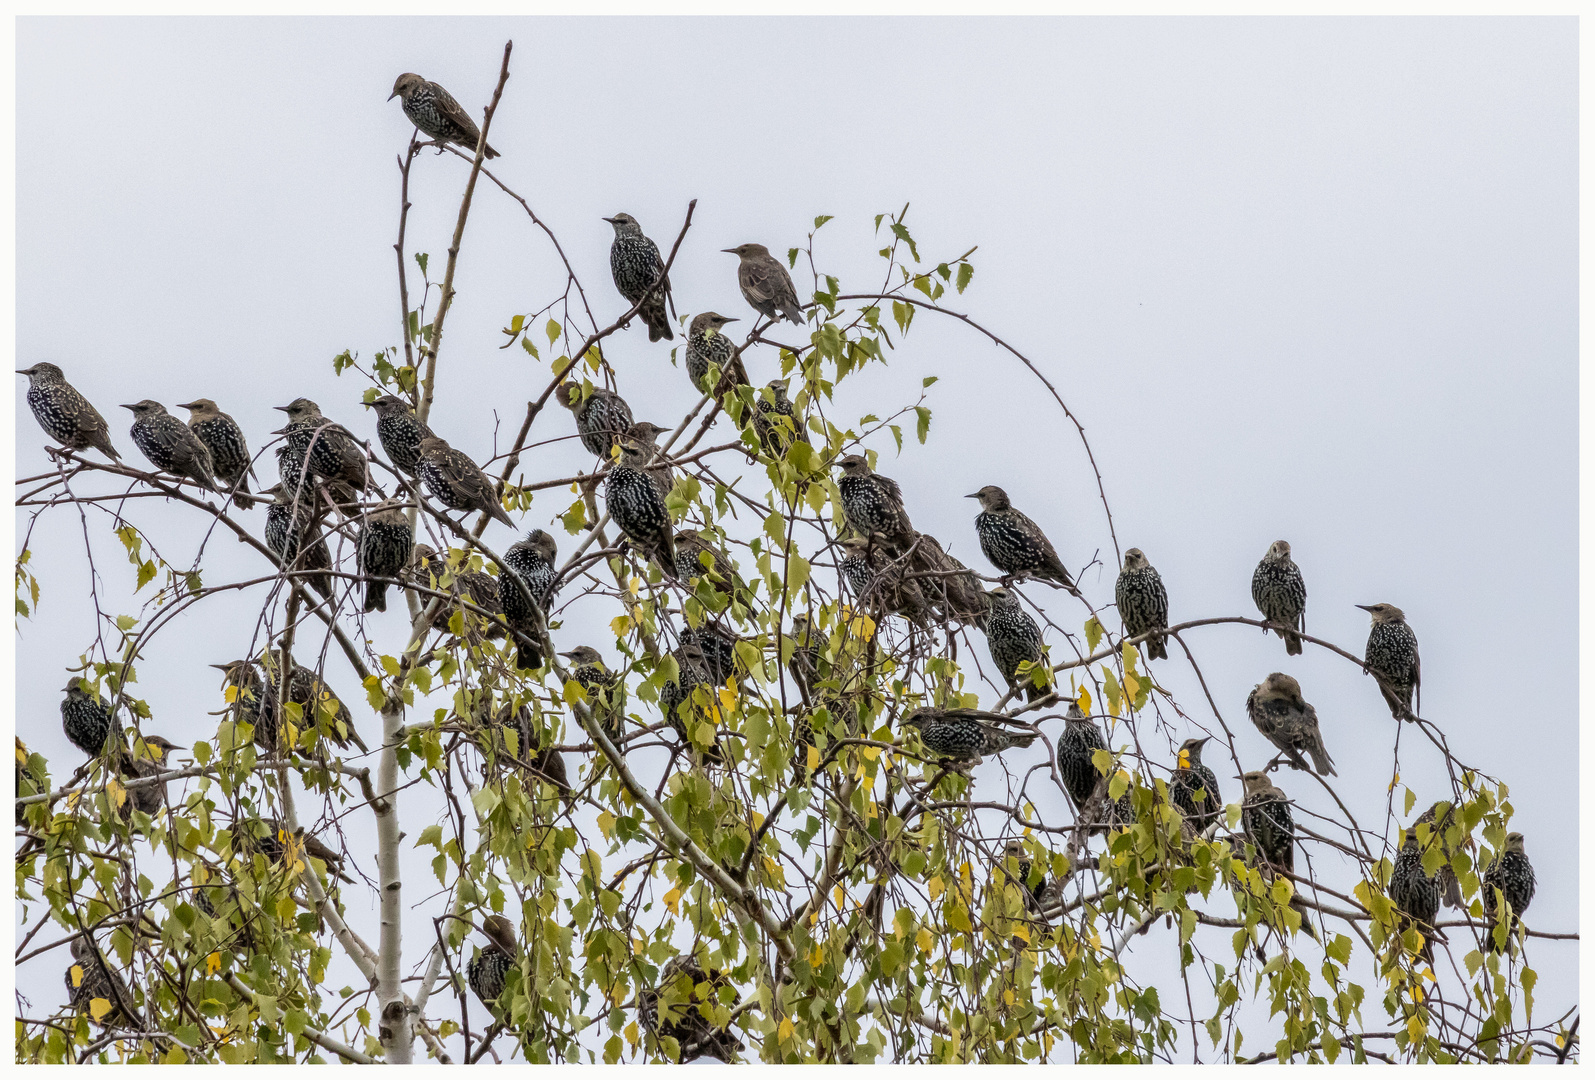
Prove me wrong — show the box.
[15,17,1576,1060]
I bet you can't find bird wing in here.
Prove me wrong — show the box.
[430,81,482,142]
[1015,508,1068,572]
[740,257,796,308]
[1411,638,1422,716]
[443,449,494,502]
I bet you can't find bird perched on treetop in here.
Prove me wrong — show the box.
[835,454,916,552]
[603,213,674,341]
[273,398,370,495]
[499,529,559,671]
[1116,548,1168,659]
[18,363,121,460]
[1246,672,1335,776]
[388,72,499,158]
[356,501,414,613]
[1388,826,1442,964]
[985,586,1051,702]
[558,646,624,748]
[968,485,1079,595]
[1239,770,1296,875]
[605,438,676,568]
[1170,736,1222,833]
[467,915,518,1014]
[752,379,810,459]
[899,707,1036,762]
[61,677,115,758]
[999,839,1047,909]
[685,312,747,399]
[658,641,723,765]
[723,243,805,325]
[1252,540,1306,656]
[554,381,634,459]
[264,483,334,599]
[671,528,741,596]
[1356,602,1420,721]
[122,400,222,493]
[1482,832,1535,955]
[416,435,516,528]
[365,394,434,476]
[174,398,257,508]
[1413,800,1465,910]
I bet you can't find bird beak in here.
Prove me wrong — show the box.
[15,368,31,375]
[964,492,979,499]
[272,405,291,413]
[722,317,739,323]
[387,89,400,101]
[119,403,137,411]
[1354,604,1374,612]
[600,216,617,224]
[174,401,199,411]
[720,248,738,254]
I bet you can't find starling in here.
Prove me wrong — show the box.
[1240,771,1297,875]
[237,818,354,883]
[554,381,634,458]
[1413,800,1466,910]
[967,486,1078,595]
[273,399,369,494]
[839,536,931,626]
[365,394,434,475]
[416,435,516,528]
[604,438,676,567]
[1482,832,1536,954]
[409,544,505,640]
[389,72,499,158]
[682,621,742,688]
[118,733,180,818]
[1252,540,1306,656]
[175,398,256,508]
[604,213,674,341]
[684,312,747,398]
[672,528,741,595]
[356,501,414,613]
[275,443,313,505]
[624,420,676,502]
[498,529,559,670]
[61,677,115,758]
[659,642,723,764]
[558,646,625,747]
[17,363,121,460]
[638,956,745,1063]
[785,613,821,710]
[752,378,810,459]
[985,586,1051,702]
[1115,548,1168,660]
[723,243,805,325]
[1170,736,1222,833]
[66,935,138,1028]
[275,662,367,753]
[212,660,272,747]
[1000,839,1047,907]
[1357,602,1421,721]
[226,659,366,755]
[905,533,988,627]
[467,915,518,1014]
[836,455,915,551]
[264,484,333,599]
[900,707,1036,762]
[121,400,221,493]
[1246,672,1335,776]
[489,702,571,798]
[1388,827,1441,964]
[1057,701,1112,813]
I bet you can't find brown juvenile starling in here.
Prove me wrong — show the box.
[605,438,676,567]
[416,435,516,528]
[905,533,988,626]
[1170,736,1222,833]
[752,378,810,459]
[985,586,1050,702]
[839,536,930,626]
[18,363,121,460]
[389,72,499,158]
[836,455,916,551]
[122,400,221,493]
[785,613,821,710]
[638,955,745,1063]
[66,935,139,1028]
[228,658,367,755]
[356,501,414,613]
[274,398,370,494]
[554,381,634,458]
[1357,602,1420,720]
[723,243,805,325]
[1388,827,1441,964]
[1246,672,1335,776]
[62,677,115,758]
[118,733,180,817]
[684,312,747,398]
[1115,548,1168,659]
[175,398,256,508]
[211,660,270,745]
[409,544,504,640]
[1482,831,1535,954]
[1252,540,1306,656]
[968,486,1078,595]
[467,914,518,1013]
[264,484,333,599]
[488,701,571,798]
[1240,770,1296,875]
[237,817,354,883]
[365,394,434,475]
[900,707,1036,761]
[623,420,676,502]
[682,622,742,689]
[498,529,559,670]
[604,213,674,341]
[559,646,624,747]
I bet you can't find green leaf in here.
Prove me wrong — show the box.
[955,263,974,294]
[914,407,931,444]
[813,215,833,230]
[414,251,429,276]
[921,376,938,389]
[1085,616,1105,651]
[546,319,561,346]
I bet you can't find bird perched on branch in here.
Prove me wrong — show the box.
[1252,540,1306,656]
[623,421,676,502]
[274,399,370,495]
[1356,602,1420,720]
[1482,832,1536,955]
[1056,701,1126,821]
[899,707,1035,762]
[416,435,516,528]
[356,501,414,613]
[119,733,181,817]
[467,915,518,1014]
[905,533,988,627]
[559,646,624,747]
[999,839,1048,910]
[1413,800,1465,910]
[752,378,809,459]
[409,544,504,641]
[659,641,724,765]
[968,486,1079,595]
[555,381,634,459]
[638,956,745,1063]
[1239,770,1296,875]
[682,622,743,689]
[66,935,139,1028]
[1246,672,1335,776]
[498,529,559,670]
[122,400,221,493]
[264,484,333,599]
[213,658,367,755]
[365,394,433,476]
[839,536,930,626]
[486,701,571,799]
[723,242,805,326]
[236,818,355,884]
[985,586,1051,702]
[1116,548,1168,660]
[389,72,499,158]
[685,312,747,399]
[175,398,256,508]
[61,677,115,758]
[18,363,121,460]
[1170,736,1222,834]
[604,213,674,341]
[671,528,743,598]
[1388,827,1442,964]
[836,455,916,552]
[605,438,676,567]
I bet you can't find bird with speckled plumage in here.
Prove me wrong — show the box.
[123,400,221,493]
[1116,548,1168,659]
[18,363,121,460]
[389,72,499,157]
[1252,540,1306,656]
[1357,602,1421,720]
[604,213,674,341]
[968,486,1079,595]
[176,398,256,508]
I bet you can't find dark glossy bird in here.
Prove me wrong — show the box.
[1057,701,1111,813]
[389,72,499,158]
[839,536,930,626]
[356,502,414,613]
[264,484,333,599]
[605,438,676,567]
[1170,736,1221,833]
[1240,771,1296,875]
[985,586,1050,702]
[968,486,1078,595]
[638,956,745,1063]
[212,660,270,745]
[905,533,987,627]
[218,659,366,755]
[1482,832,1535,954]
[118,733,180,817]
[274,398,369,494]
[409,544,504,641]
[467,914,518,1013]
[723,242,804,325]
[365,394,433,475]
[682,622,742,689]
[66,935,139,1028]
[555,381,634,458]
[122,400,221,493]
[498,529,558,670]
[1389,827,1441,964]
[836,455,915,551]
[752,378,809,458]
[1246,672,1335,776]
[623,421,675,502]
[175,398,256,508]
[416,435,516,528]
[684,312,747,398]
[604,213,674,341]
[659,642,723,764]
[559,646,624,747]
[1116,548,1168,659]
[900,707,1035,761]
[18,363,121,460]
[1357,602,1420,720]
[672,528,741,595]
[275,443,313,505]
[62,678,115,758]
[1252,540,1306,656]
[786,613,821,711]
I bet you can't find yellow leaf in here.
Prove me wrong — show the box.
[1003,989,1015,1005]
[1077,687,1093,715]
[105,778,127,811]
[718,686,736,711]
[806,745,820,771]
[69,964,85,988]
[625,1020,640,1047]
[597,811,616,839]
[1012,924,1031,944]
[916,928,935,953]
[89,997,113,1022]
[808,943,824,967]
[610,614,632,638]
[834,884,847,909]
[928,875,945,900]
[777,1017,794,1042]
[861,745,882,761]
[206,952,222,975]
[663,887,683,915]
[1123,670,1141,702]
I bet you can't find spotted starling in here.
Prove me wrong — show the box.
[682,622,742,688]
[18,363,121,460]
[786,614,821,710]
[275,443,314,505]
[212,660,272,747]
[1057,702,1111,812]
[118,733,180,818]
[1240,771,1296,875]
[605,438,676,567]
[624,421,676,502]
[985,586,1050,702]
[638,956,745,1063]
[365,394,434,475]
[416,435,516,528]
[604,213,674,341]
[905,533,988,627]
[62,678,115,758]
[673,528,741,594]
[229,658,366,754]
[409,544,504,640]
[1357,602,1420,720]
[265,484,333,599]
[236,817,354,883]
[752,379,809,459]
[1246,672,1335,776]
[175,398,256,508]
[659,642,723,764]
[723,243,805,325]
[498,529,558,670]
[1388,827,1441,963]
[1000,839,1047,907]
[467,914,517,1013]
[356,502,414,613]
[900,707,1036,761]
[1482,832,1535,954]
[274,399,369,494]
[1116,548,1168,660]
[554,381,634,458]
[66,935,138,1028]
[1413,800,1466,910]
[558,646,624,747]
[488,702,571,798]
[839,536,930,626]
[685,312,747,398]
[968,486,1078,595]
[1170,736,1222,833]
[1252,540,1306,656]
[836,455,915,551]
[122,400,221,493]
[389,72,499,158]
